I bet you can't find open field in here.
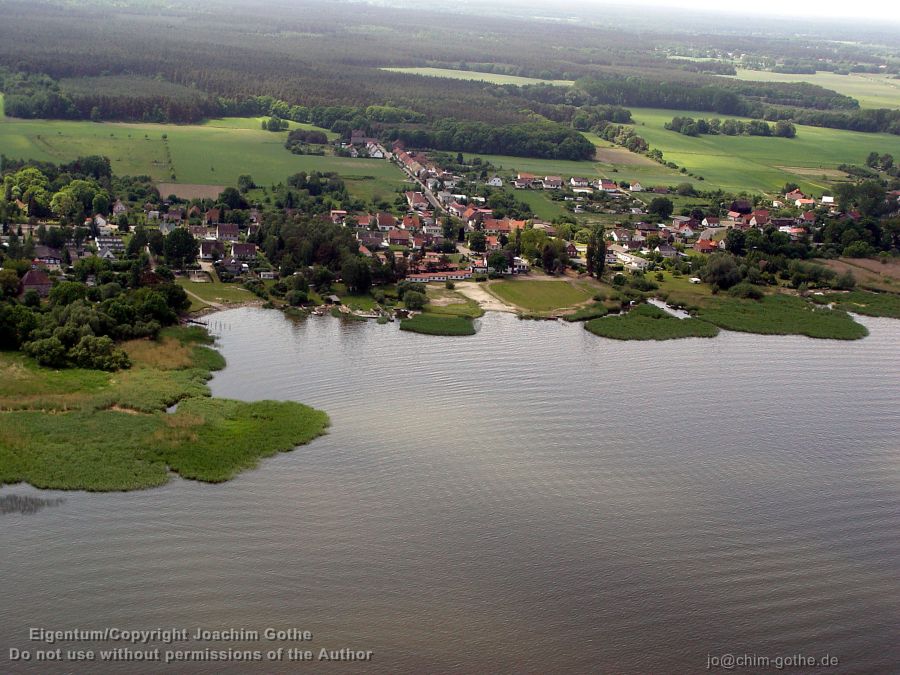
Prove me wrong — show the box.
[0,326,329,491]
[381,67,574,87]
[424,286,486,318]
[0,100,406,201]
[731,70,900,110]
[629,107,900,194]
[489,279,594,313]
[176,278,257,309]
[815,257,900,293]
[157,183,224,200]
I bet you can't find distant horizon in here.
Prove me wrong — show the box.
[448,0,900,25]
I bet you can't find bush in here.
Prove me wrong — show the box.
[69,335,131,371]
[285,290,308,306]
[445,281,455,290]
[612,273,627,287]
[403,290,427,311]
[728,282,764,300]
[23,336,68,367]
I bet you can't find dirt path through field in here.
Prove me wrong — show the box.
[454,282,516,313]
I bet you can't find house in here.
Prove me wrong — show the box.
[357,231,384,250]
[542,176,563,190]
[801,211,816,224]
[95,236,125,253]
[570,177,590,188]
[785,189,806,201]
[701,216,720,228]
[694,239,719,254]
[199,240,226,261]
[449,202,467,218]
[18,269,52,298]
[330,210,348,225]
[218,257,245,275]
[216,223,239,242]
[112,199,128,216]
[231,243,258,260]
[795,198,816,209]
[610,244,649,271]
[258,270,277,280]
[655,244,677,259]
[376,212,397,231]
[205,208,222,224]
[405,191,429,211]
[486,176,504,187]
[402,214,422,231]
[33,245,63,270]
[386,229,411,246]
[610,228,631,243]
[406,270,473,283]
[511,257,529,274]
[821,195,835,205]
[629,182,644,192]
[486,235,501,251]
[598,179,618,193]
[565,242,578,258]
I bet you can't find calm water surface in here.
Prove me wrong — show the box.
[2,308,899,673]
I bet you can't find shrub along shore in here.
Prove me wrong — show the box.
[0,326,329,491]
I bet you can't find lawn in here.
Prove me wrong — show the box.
[628,107,900,194]
[0,326,329,491]
[0,100,407,202]
[584,303,719,340]
[490,279,594,313]
[400,313,476,336]
[381,67,574,87]
[176,278,256,308]
[730,70,900,110]
[424,285,485,318]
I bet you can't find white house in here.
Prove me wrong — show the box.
[486,176,503,187]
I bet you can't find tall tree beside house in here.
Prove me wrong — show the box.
[542,244,556,274]
[164,228,198,269]
[586,227,606,278]
[341,255,372,294]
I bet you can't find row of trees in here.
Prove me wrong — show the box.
[665,116,796,138]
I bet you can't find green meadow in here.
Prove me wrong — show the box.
[382,67,574,87]
[0,326,329,491]
[628,107,900,194]
[490,279,594,313]
[0,97,408,201]
[731,70,900,110]
[400,313,477,335]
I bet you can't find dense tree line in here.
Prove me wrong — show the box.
[665,116,796,138]
[387,119,595,160]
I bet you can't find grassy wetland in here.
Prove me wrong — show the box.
[0,326,329,491]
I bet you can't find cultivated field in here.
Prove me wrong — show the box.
[629,107,900,194]
[731,70,900,110]
[382,67,574,87]
[157,183,224,200]
[0,100,407,201]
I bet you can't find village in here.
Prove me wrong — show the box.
[4,137,898,317]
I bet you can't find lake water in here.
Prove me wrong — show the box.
[2,308,899,673]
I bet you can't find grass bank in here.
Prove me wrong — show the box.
[0,325,329,491]
[809,290,900,319]
[400,313,476,336]
[584,303,719,340]
[697,294,868,340]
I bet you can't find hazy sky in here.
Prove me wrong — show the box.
[599,0,895,20]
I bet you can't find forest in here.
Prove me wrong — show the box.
[0,0,897,142]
